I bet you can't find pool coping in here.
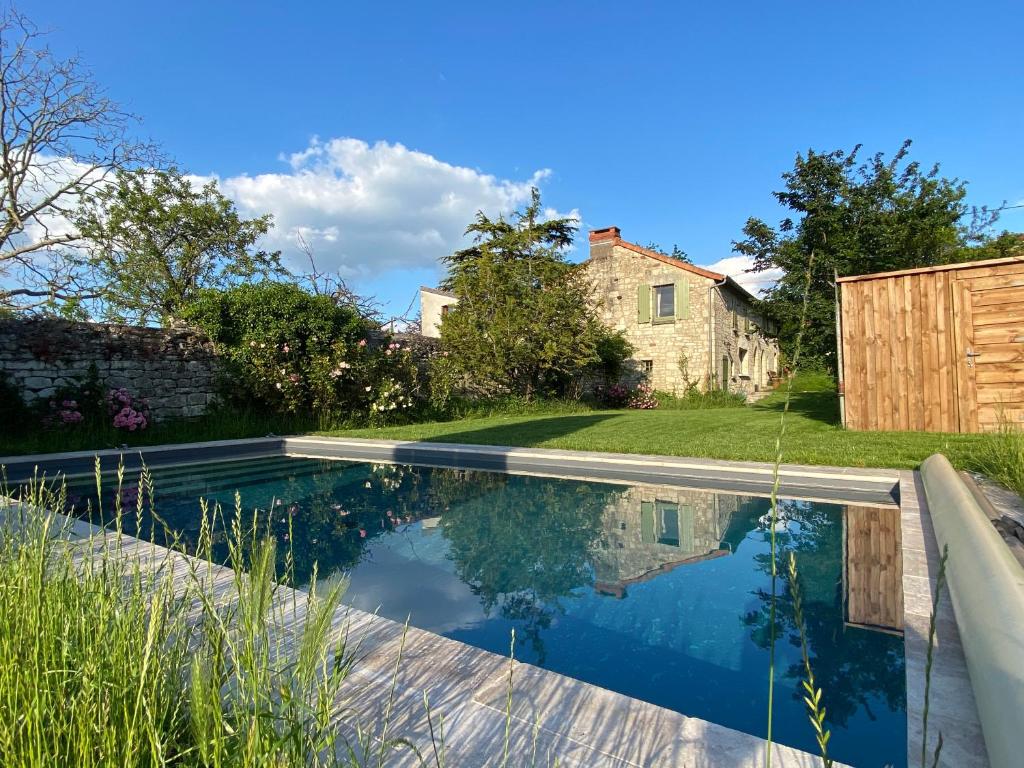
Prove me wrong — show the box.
[1,435,902,507]
[899,471,989,767]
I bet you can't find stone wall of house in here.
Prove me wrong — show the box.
[586,238,717,392]
[711,285,780,395]
[0,317,220,420]
[589,483,748,597]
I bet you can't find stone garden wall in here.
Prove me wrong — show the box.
[0,317,220,420]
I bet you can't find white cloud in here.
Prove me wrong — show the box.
[702,254,782,296]
[211,137,560,279]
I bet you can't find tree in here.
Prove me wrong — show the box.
[644,242,692,263]
[439,188,620,398]
[77,168,283,324]
[734,141,999,371]
[0,8,155,312]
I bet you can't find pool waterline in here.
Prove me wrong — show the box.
[60,454,908,766]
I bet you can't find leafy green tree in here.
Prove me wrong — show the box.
[735,141,999,371]
[440,189,618,398]
[77,168,283,324]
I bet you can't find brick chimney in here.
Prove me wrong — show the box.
[589,226,621,244]
[589,226,620,262]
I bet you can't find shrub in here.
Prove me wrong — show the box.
[106,387,150,432]
[40,364,106,430]
[627,382,658,409]
[183,283,421,424]
[0,374,30,434]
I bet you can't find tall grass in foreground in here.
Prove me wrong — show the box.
[0,469,416,767]
[967,416,1024,497]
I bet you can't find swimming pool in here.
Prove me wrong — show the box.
[66,455,906,767]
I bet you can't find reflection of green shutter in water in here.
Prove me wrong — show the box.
[674,278,689,319]
[641,501,655,543]
[637,284,651,324]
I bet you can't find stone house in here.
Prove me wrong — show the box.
[419,225,780,395]
[585,227,779,395]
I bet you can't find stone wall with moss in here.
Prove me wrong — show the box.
[0,317,220,420]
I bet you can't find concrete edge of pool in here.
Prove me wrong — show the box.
[1,435,902,506]
[0,437,992,766]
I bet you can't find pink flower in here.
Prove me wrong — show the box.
[282,343,290,353]
[358,339,367,347]
[358,529,367,538]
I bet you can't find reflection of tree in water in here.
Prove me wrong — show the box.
[433,472,616,663]
[743,499,905,727]
[69,461,444,585]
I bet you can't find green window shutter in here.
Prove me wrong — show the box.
[640,501,655,543]
[680,504,694,552]
[637,284,651,324]
[674,278,689,319]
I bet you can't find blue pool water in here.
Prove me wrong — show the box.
[66,456,906,767]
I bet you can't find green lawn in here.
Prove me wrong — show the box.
[324,377,990,471]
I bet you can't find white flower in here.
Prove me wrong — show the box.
[365,386,372,392]
[275,383,282,390]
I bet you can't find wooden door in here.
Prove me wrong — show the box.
[953,269,1024,432]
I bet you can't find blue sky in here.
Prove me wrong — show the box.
[28,0,1024,317]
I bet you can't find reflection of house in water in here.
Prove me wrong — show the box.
[592,485,759,598]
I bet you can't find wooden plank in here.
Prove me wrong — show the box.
[974,325,1024,345]
[978,405,1024,426]
[892,276,910,430]
[977,384,1024,404]
[973,285,1024,307]
[936,271,953,431]
[961,273,1024,292]
[952,282,978,432]
[923,274,941,431]
[971,306,1024,327]
[909,274,925,431]
[876,278,894,431]
[977,365,1024,384]
[835,255,1024,284]
[841,283,863,429]
[967,344,1024,364]
[862,282,878,430]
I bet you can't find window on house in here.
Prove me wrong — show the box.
[732,309,739,331]
[440,304,451,317]
[721,356,731,387]
[739,348,748,377]
[656,500,680,546]
[653,284,675,321]
[641,359,654,375]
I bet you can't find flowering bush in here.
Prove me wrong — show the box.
[369,377,414,426]
[107,387,150,432]
[601,383,631,408]
[49,398,84,426]
[183,283,423,424]
[627,382,658,409]
[40,364,105,429]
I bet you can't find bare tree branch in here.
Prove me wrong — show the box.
[0,7,158,312]
[294,231,384,322]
